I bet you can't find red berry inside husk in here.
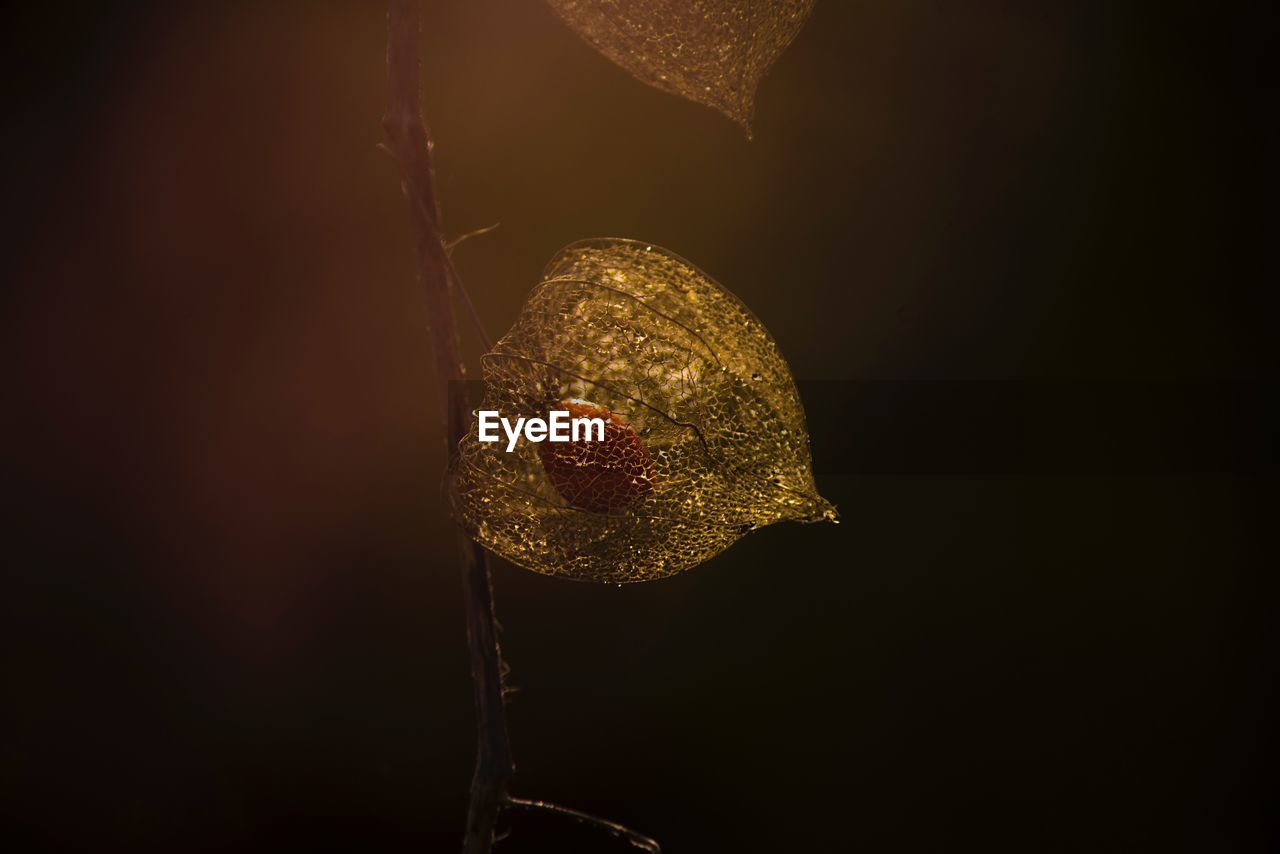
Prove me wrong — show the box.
[537,399,655,512]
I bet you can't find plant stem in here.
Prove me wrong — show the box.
[382,2,512,851]
[383,4,660,851]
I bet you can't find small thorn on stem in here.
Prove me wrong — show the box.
[446,221,502,254]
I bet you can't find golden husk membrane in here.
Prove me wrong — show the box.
[544,0,815,132]
[450,238,835,583]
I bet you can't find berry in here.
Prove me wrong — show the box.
[537,399,655,512]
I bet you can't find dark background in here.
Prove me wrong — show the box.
[3,1,1269,851]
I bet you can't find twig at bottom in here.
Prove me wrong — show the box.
[506,796,662,853]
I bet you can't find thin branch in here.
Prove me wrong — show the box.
[506,797,663,853]
[445,249,494,352]
[383,2,511,852]
[444,222,498,350]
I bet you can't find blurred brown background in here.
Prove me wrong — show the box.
[2,1,1268,851]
